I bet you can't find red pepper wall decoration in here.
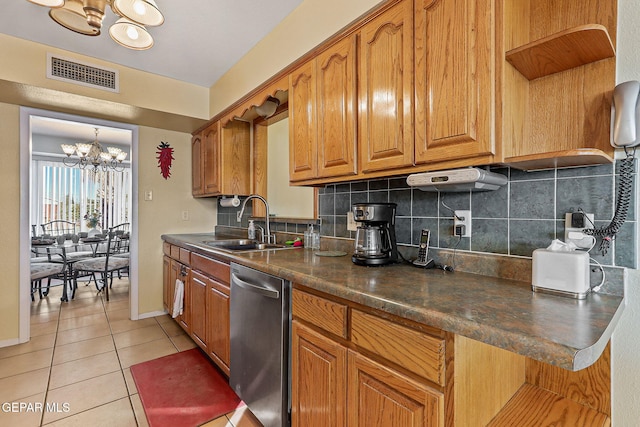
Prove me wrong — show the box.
[156,141,174,179]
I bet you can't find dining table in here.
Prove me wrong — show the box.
[31,236,106,302]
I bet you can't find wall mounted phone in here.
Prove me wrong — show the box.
[611,80,640,148]
[413,229,434,267]
[584,81,640,256]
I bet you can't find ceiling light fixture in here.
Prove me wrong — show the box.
[61,128,128,172]
[26,0,164,50]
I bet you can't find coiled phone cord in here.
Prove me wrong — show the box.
[584,148,636,256]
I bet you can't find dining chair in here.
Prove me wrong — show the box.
[41,220,76,238]
[30,248,68,301]
[72,223,130,301]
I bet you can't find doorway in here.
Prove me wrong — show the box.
[19,107,139,342]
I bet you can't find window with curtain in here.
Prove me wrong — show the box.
[31,159,131,234]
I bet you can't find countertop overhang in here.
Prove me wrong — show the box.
[162,233,625,371]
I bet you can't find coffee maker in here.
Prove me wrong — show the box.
[352,203,398,266]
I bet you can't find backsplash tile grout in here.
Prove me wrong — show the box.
[215,161,637,269]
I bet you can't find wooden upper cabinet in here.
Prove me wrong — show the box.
[202,121,222,195]
[289,60,318,182]
[358,0,414,173]
[414,0,495,165]
[191,132,204,196]
[220,119,251,195]
[316,35,358,179]
[197,119,251,197]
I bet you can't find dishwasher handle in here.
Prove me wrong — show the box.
[232,273,280,299]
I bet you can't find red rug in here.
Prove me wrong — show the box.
[130,348,243,427]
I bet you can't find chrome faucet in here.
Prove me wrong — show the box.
[237,195,275,244]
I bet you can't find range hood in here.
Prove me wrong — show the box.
[407,168,508,192]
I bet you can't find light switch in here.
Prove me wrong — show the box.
[144,190,153,201]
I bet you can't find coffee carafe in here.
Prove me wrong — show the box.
[352,203,398,266]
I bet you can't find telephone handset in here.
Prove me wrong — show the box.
[413,229,434,268]
[611,80,640,148]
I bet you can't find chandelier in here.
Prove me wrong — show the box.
[61,128,128,172]
[26,0,164,50]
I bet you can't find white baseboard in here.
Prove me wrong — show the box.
[0,338,21,349]
[137,310,168,320]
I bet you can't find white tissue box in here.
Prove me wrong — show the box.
[532,248,590,299]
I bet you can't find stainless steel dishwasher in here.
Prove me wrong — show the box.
[230,263,291,427]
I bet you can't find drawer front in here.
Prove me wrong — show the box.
[179,248,191,265]
[192,253,230,284]
[292,289,348,339]
[163,242,171,256]
[351,309,445,385]
[170,244,181,260]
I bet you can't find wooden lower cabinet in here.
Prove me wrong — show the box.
[206,277,230,375]
[168,258,190,333]
[348,351,444,427]
[291,320,443,427]
[162,246,231,376]
[291,321,347,427]
[190,271,208,350]
[162,255,172,312]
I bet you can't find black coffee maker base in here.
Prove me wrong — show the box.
[352,255,397,266]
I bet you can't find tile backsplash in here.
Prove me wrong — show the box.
[318,161,638,269]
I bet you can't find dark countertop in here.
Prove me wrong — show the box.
[162,233,626,371]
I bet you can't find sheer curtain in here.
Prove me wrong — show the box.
[31,159,131,234]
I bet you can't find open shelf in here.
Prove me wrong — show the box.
[506,24,615,80]
[504,149,614,171]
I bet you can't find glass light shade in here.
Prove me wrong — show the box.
[107,146,122,156]
[109,18,153,50]
[26,0,64,7]
[49,0,100,36]
[111,0,164,26]
[116,151,128,161]
[100,152,112,161]
[76,143,92,156]
[61,144,77,155]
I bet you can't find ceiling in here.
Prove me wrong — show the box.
[31,116,132,145]
[0,0,304,88]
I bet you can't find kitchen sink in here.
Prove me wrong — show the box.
[202,239,294,252]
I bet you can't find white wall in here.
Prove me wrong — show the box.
[612,0,640,424]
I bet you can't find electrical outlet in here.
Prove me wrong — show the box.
[181,211,189,221]
[564,212,594,248]
[347,211,357,231]
[454,210,471,237]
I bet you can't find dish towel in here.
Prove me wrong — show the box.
[172,279,184,318]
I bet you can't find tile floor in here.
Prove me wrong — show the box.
[1,279,262,427]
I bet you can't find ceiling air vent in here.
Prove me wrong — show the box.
[47,53,119,93]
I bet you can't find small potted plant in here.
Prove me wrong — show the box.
[84,210,102,236]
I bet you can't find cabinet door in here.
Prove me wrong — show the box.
[191,132,204,196]
[358,0,414,173]
[163,255,172,312]
[170,260,190,333]
[206,278,230,375]
[190,271,208,350]
[414,0,495,164]
[348,351,444,427]
[316,35,358,179]
[291,321,347,427]
[220,120,251,195]
[289,60,318,181]
[202,121,221,195]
